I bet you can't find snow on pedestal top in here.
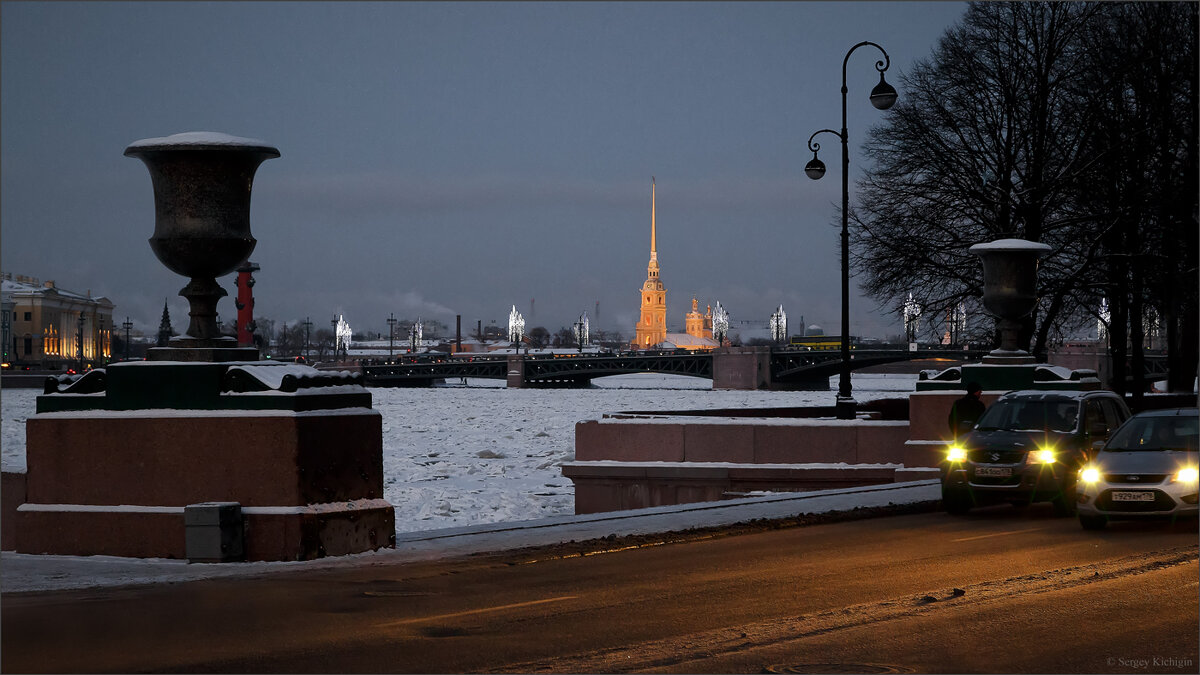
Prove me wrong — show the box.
[967,239,1052,254]
[125,131,279,154]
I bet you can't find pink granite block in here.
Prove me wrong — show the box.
[24,412,383,508]
[574,420,685,462]
[15,505,187,559]
[683,424,755,462]
[2,471,28,551]
[753,424,856,463]
[853,423,914,463]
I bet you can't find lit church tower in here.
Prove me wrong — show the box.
[633,177,667,349]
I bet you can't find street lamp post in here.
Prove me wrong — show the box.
[331,316,339,361]
[805,41,897,420]
[302,317,312,362]
[76,312,86,372]
[122,317,133,361]
[386,313,397,361]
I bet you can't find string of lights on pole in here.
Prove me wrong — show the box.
[711,301,729,345]
[507,305,525,344]
[769,305,788,344]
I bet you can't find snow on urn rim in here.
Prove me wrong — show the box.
[124,131,280,156]
[967,238,1052,255]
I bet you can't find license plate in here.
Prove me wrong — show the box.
[976,467,1012,477]
[1112,491,1155,502]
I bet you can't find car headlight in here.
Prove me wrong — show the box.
[1080,466,1101,484]
[1172,467,1199,485]
[1032,448,1056,464]
[946,446,967,462]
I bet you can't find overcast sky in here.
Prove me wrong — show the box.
[2,1,968,340]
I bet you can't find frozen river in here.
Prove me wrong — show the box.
[2,373,917,533]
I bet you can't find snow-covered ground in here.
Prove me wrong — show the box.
[2,373,918,534]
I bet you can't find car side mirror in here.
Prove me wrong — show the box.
[1087,421,1109,437]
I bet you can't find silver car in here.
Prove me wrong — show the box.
[1076,407,1199,530]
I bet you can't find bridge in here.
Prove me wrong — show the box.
[360,347,989,390]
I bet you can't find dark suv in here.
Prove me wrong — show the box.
[941,389,1131,515]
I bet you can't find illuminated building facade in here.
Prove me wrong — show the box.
[633,178,667,349]
[631,181,720,352]
[1,272,113,369]
[684,298,714,341]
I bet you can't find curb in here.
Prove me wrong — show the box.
[1,480,940,594]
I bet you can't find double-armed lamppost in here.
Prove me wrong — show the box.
[805,41,898,420]
[331,315,340,361]
[302,316,312,362]
[122,317,133,361]
[76,312,86,372]
[386,312,397,361]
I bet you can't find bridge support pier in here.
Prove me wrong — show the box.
[506,354,525,388]
[712,347,772,390]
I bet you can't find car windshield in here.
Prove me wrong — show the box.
[1105,415,1200,452]
[975,398,1079,433]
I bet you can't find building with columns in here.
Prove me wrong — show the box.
[1,272,113,369]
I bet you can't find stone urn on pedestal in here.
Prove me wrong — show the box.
[905,237,1098,463]
[124,132,279,361]
[11,131,395,562]
[967,238,1052,364]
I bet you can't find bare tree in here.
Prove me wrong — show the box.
[274,321,304,358]
[852,2,1104,355]
[527,326,550,348]
[853,1,1197,396]
[1074,2,1198,395]
[312,328,334,362]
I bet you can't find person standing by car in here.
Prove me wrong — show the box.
[948,381,986,438]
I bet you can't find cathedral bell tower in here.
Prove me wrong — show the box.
[633,177,667,349]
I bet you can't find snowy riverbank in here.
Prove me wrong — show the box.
[2,373,919,533]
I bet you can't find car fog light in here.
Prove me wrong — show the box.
[1080,467,1101,484]
[946,446,967,462]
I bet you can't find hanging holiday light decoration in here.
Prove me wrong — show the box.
[712,301,729,344]
[335,315,352,356]
[951,302,967,343]
[508,305,525,343]
[903,292,921,342]
[769,304,788,344]
[1098,298,1109,342]
[410,317,423,352]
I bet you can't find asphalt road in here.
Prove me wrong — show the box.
[3,505,1196,674]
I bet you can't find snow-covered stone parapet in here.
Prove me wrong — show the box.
[223,364,363,393]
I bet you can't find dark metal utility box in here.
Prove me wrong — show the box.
[184,502,244,563]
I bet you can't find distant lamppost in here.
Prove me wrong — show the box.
[805,40,898,420]
[387,313,397,361]
[302,316,312,362]
[76,312,86,372]
[122,317,133,361]
[331,316,339,361]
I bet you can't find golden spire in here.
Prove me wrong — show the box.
[650,176,657,263]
